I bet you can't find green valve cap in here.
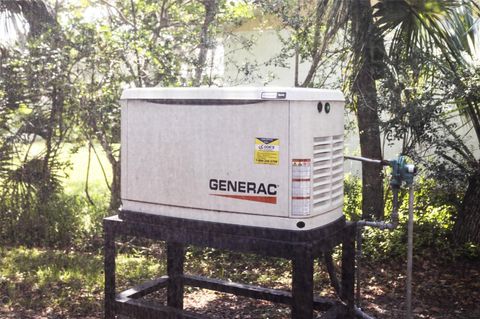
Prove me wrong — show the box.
[389,156,416,188]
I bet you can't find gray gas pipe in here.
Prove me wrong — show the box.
[344,155,416,319]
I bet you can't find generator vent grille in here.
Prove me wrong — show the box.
[312,135,344,211]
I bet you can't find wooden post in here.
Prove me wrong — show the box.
[341,223,356,318]
[167,242,185,310]
[291,245,314,319]
[104,222,116,319]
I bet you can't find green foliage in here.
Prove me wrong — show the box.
[0,29,81,246]
[343,174,363,220]
[372,0,480,244]
[457,242,480,260]
[0,190,109,248]
[0,0,247,244]
[222,0,255,25]
[344,175,477,261]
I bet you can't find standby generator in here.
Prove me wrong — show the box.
[120,87,345,230]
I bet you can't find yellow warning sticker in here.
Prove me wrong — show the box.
[254,138,279,165]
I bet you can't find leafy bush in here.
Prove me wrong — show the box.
[343,174,363,221]
[343,175,477,261]
[0,191,109,249]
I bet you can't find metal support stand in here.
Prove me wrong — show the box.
[103,211,357,319]
[341,224,356,318]
[104,221,116,319]
[167,242,185,310]
[292,245,314,319]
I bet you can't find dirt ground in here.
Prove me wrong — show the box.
[183,257,480,319]
[1,255,478,319]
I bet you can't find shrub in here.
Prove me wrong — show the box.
[343,175,473,261]
[0,191,109,249]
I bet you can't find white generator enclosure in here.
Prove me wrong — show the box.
[121,87,345,230]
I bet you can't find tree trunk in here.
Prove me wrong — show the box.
[109,159,121,212]
[89,116,121,212]
[453,169,480,244]
[354,70,384,220]
[350,0,385,220]
[193,0,218,86]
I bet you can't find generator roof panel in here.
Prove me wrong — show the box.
[121,87,344,102]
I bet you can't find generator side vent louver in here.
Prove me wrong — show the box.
[312,135,344,211]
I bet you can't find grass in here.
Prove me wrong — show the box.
[0,246,104,317]
[24,141,112,196]
[62,143,113,196]
[0,246,165,318]
[2,244,480,319]
[0,142,115,316]
[0,244,304,318]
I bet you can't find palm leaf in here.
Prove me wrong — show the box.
[373,0,469,66]
[0,0,56,41]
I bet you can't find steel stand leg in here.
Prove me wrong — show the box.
[104,222,116,319]
[292,245,314,319]
[167,242,185,310]
[341,224,356,319]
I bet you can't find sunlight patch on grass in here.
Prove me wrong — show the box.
[21,141,112,196]
[116,253,165,286]
[0,246,161,316]
[63,143,113,196]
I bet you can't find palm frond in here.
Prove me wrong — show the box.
[0,0,56,41]
[373,0,472,66]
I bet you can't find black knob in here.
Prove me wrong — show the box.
[317,102,323,113]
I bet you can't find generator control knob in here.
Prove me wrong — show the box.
[317,102,323,113]
[325,102,331,113]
